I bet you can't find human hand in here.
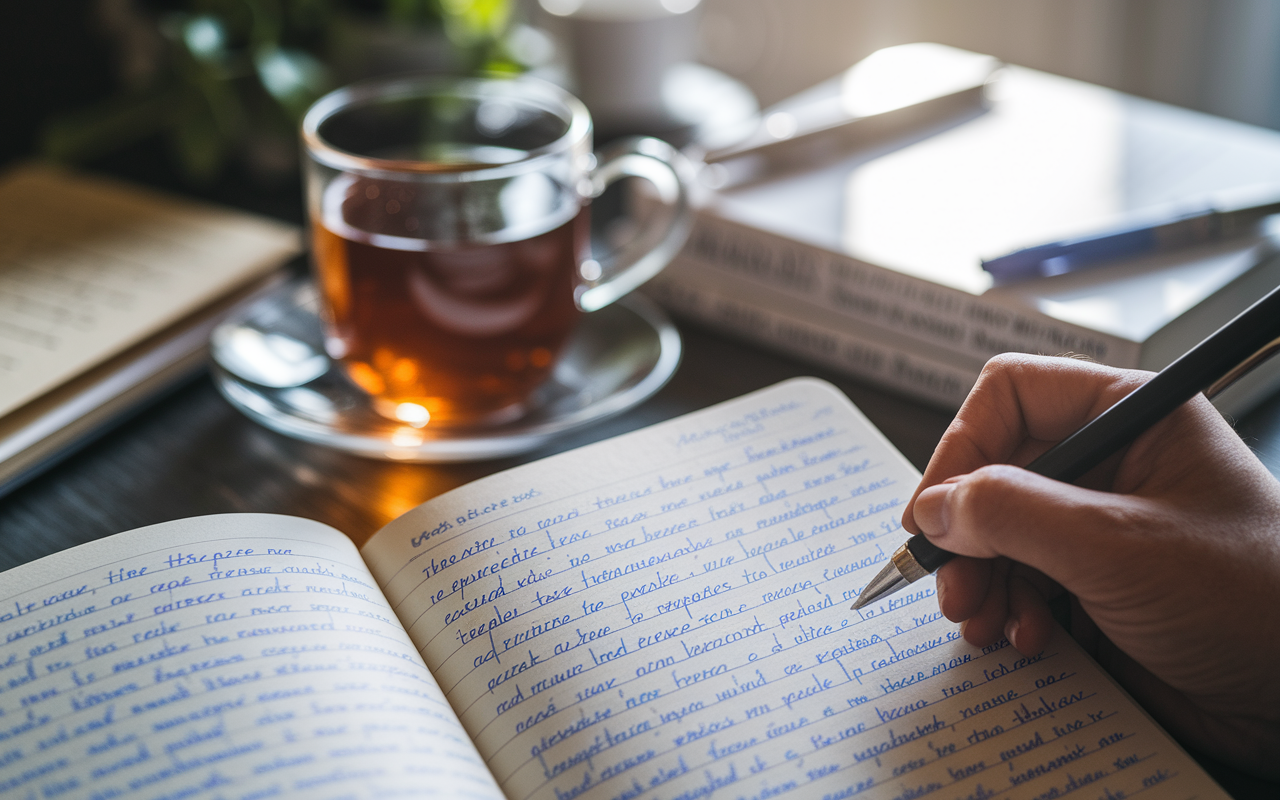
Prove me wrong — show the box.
[901,354,1280,776]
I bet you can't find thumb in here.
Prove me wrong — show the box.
[913,464,1151,593]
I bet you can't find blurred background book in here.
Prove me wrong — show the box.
[8,0,1280,479]
[645,51,1280,414]
[13,0,1280,212]
[0,165,299,494]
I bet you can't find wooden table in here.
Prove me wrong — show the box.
[1,319,1278,796]
[0,320,960,565]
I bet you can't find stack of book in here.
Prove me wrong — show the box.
[646,55,1280,415]
[0,165,300,494]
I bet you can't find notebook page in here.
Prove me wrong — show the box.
[0,165,299,417]
[0,514,502,800]
[363,378,1227,800]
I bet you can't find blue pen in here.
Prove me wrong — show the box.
[981,195,1280,282]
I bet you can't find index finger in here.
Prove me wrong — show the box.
[901,354,1148,534]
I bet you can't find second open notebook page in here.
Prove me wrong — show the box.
[363,378,1226,800]
[0,514,502,799]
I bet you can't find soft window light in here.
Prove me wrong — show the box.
[842,42,999,119]
[539,0,584,15]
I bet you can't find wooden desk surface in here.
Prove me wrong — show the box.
[0,321,958,566]
[5,320,1280,569]
[2,319,1278,796]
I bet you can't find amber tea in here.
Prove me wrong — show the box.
[302,76,691,430]
[313,175,588,426]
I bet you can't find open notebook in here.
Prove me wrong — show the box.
[0,379,1226,799]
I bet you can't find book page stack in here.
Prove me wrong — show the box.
[0,165,300,493]
[647,53,1280,414]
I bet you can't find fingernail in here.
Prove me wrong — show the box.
[914,483,955,536]
[1004,618,1019,648]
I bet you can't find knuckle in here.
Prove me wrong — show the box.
[969,463,1024,491]
[978,352,1036,381]
[1101,366,1150,397]
[980,351,1146,391]
[953,465,1024,529]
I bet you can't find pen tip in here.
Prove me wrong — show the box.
[850,561,909,610]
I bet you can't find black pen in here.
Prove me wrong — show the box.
[852,281,1280,610]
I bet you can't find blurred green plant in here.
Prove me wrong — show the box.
[43,0,519,184]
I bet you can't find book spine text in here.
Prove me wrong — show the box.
[676,211,1142,368]
[645,276,980,410]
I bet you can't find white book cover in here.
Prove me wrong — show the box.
[655,56,1280,388]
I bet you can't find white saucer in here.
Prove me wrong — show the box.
[209,279,681,461]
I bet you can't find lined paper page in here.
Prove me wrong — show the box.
[0,165,299,417]
[365,378,1227,800]
[0,514,502,800]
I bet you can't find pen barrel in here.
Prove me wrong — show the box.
[905,533,954,572]
[982,202,1280,282]
[1024,281,1280,483]
[902,282,1280,579]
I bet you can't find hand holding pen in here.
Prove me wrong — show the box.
[890,353,1280,778]
[856,282,1280,613]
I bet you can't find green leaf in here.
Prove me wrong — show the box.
[254,45,331,120]
[387,0,443,27]
[440,0,510,44]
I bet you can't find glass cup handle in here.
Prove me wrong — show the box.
[575,137,695,313]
